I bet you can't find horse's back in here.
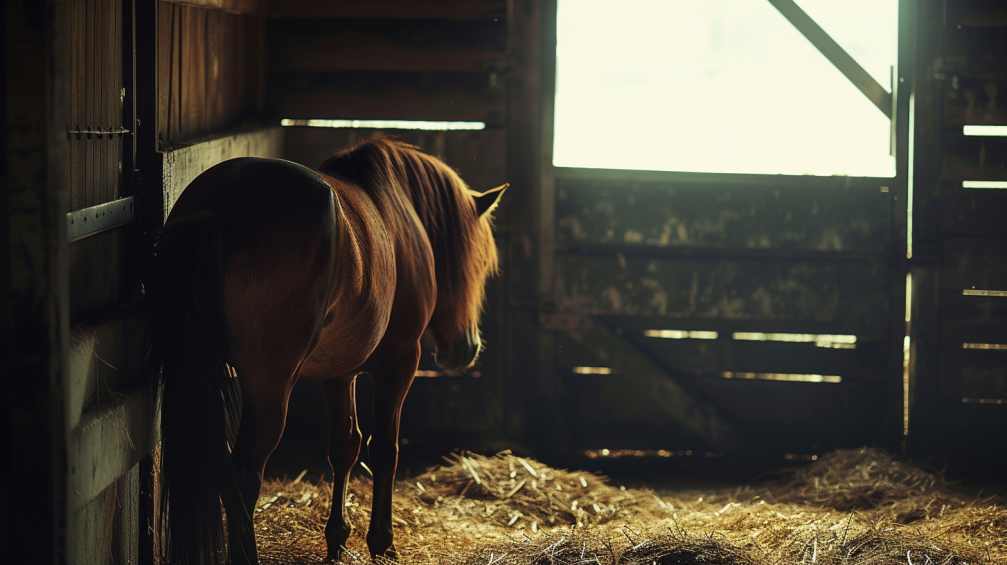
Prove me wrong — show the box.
[169,157,336,240]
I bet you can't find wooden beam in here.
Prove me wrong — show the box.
[162,126,285,215]
[767,0,893,118]
[268,73,506,124]
[160,0,266,15]
[4,1,71,562]
[266,0,507,20]
[266,19,507,73]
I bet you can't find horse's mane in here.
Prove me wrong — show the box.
[318,137,497,347]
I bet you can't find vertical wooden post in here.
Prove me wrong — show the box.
[3,0,72,562]
[905,0,946,456]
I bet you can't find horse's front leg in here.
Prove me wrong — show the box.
[365,343,420,559]
[322,377,362,560]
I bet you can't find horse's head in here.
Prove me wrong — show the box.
[428,183,506,371]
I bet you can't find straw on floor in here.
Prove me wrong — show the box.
[254,448,1005,564]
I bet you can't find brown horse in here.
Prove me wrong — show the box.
[142,138,505,564]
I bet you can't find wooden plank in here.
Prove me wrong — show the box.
[940,344,1007,401]
[557,177,892,254]
[940,180,1007,236]
[942,132,1007,180]
[67,387,158,512]
[6,0,71,561]
[694,378,888,452]
[266,0,507,20]
[944,26,1007,77]
[158,4,264,143]
[943,77,1007,126]
[162,126,285,215]
[268,71,506,124]
[266,18,506,73]
[561,323,754,453]
[556,330,889,382]
[947,0,1007,27]
[160,0,266,14]
[942,239,1007,291]
[555,254,890,324]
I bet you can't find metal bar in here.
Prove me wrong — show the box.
[767,0,892,118]
[66,196,134,241]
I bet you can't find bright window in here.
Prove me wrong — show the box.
[553,0,898,177]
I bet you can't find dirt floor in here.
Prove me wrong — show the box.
[255,448,1006,564]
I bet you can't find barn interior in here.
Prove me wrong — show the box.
[4,0,1007,564]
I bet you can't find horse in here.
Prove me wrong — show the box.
[141,138,505,564]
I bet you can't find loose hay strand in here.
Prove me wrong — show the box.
[254,449,1005,565]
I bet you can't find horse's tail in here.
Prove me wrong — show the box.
[141,207,243,565]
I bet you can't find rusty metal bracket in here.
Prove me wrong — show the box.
[767,0,893,119]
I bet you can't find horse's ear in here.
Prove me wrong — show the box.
[473,183,508,217]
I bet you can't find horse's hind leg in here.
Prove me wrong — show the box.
[322,377,362,560]
[365,342,421,559]
[225,247,334,563]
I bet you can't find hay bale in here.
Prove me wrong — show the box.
[254,449,1005,565]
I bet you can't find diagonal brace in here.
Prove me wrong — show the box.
[768,0,893,118]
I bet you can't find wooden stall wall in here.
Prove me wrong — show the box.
[907,0,1007,466]
[267,0,517,457]
[56,0,274,561]
[157,0,264,145]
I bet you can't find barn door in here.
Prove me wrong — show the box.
[539,0,912,459]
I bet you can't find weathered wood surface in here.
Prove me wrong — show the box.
[162,126,284,215]
[268,70,506,124]
[940,182,1007,237]
[555,254,890,323]
[556,331,888,383]
[944,76,1007,126]
[559,324,753,454]
[160,0,265,14]
[557,177,892,254]
[266,0,507,20]
[267,18,507,73]
[942,133,1007,180]
[69,0,126,210]
[5,1,71,561]
[157,2,264,143]
[943,25,1007,78]
[946,0,1007,27]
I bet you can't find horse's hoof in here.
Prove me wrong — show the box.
[370,545,398,562]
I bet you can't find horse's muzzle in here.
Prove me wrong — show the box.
[434,327,481,371]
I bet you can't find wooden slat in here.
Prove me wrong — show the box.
[266,0,507,20]
[943,77,1007,126]
[947,0,1007,27]
[557,177,892,255]
[157,3,263,143]
[939,181,1007,236]
[161,0,265,14]
[942,132,1007,180]
[561,324,754,453]
[266,18,506,73]
[555,254,890,324]
[944,26,1007,78]
[693,377,888,451]
[268,71,506,124]
[162,127,284,215]
[556,330,888,382]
